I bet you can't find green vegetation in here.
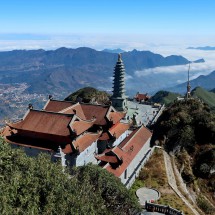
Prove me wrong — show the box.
[191,87,215,111]
[130,149,194,215]
[149,90,181,105]
[152,99,215,209]
[196,195,214,214]
[65,87,110,104]
[0,138,140,215]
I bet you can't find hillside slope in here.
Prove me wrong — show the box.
[65,87,110,104]
[152,99,215,214]
[168,70,215,93]
[149,90,181,105]
[191,87,215,110]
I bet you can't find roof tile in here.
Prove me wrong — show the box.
[105,126,152,177]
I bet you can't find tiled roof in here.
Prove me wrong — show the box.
[43,100,76,112]
[111,147,125,160]
[71,120,94,135]
[8,110,73,136]
[60,103,86,120]
[44,100,125,125]
[80,104,110,125]
[135,93,150,101]
[98,132,111,141]
[3,126,58,151]
[109,122,130,138]
[95,154,118,163]
[62,144,73,154]
[95,146,124,164]
[108,112,126,124]
[72,132,100,152]
[105,126,152,177]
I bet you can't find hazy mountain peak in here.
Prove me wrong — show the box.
[102,48,125,53]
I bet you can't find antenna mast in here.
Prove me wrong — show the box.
[186,62,191,99]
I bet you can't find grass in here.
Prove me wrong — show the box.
[130,148,195,215]
[192,87,215,108]
[149,90,181,105]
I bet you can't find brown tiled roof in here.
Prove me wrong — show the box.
[44,99,124,126]
[95,146,124,164]
[108,112,126,124]
[62,144,73,154]
[3,126,57,151]
[80,104,110,125]
[101,148,112,154]
[43,100,76,112]
[109,122,130,138]
[105,126,152,177]
[60,103,86,120]
[98,132,111,141]
[72,132,100,152]
[135,93,150,101]
[71,120,94,135]
[7,110,73,136]
[95,154,118,163]
[111,147,125,159]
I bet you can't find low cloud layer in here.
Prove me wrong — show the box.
[134,61,215,82]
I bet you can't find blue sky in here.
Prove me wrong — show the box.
[0,0,214,51]
[1,0,214,35]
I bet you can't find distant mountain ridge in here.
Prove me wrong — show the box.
[102,48,125,53]
[168,70,215,94]
[0,47,200,96]
[187,46,215,51]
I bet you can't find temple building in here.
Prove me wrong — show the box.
[134,92,150,103]
[111,54,127,111]
[1,55,153,188]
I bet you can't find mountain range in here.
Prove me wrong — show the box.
[187,46,215,51]
[167,70,215,93]
[0,47,200,97]
[102,48,125,53]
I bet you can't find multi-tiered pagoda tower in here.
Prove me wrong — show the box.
[111,54,127,111]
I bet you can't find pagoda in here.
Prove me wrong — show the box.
[111,54,127,111]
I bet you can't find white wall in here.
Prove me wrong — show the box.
[76,140,98,166]
[119,138,154,188]
[112,130,129,147]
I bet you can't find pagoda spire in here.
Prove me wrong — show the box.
[111,53,127,111]
[186,63,191,99]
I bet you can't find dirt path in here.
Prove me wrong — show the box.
[163,150,200,215]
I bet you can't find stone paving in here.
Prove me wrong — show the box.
[136,187,160,206]
[126,100,159,126]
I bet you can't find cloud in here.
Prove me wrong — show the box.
[125,74,133,80]
[134,61,215,81]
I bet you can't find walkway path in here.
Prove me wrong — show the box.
[136,187,160,205]
[163,151,200,215]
